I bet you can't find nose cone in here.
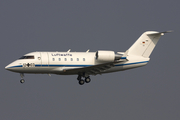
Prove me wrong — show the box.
[5,60,23,73]
[5,64,12,70]
[5,61,17,71]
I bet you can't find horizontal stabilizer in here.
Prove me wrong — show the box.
[147,30,173,36]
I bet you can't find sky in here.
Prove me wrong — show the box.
[0,0,180,120]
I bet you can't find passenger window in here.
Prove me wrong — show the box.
[77,58,79,61]
[65,58,67,61]
[52,58,55,61]
[71,58,73,61]
[59,58,61,61]
[83,58,85,61]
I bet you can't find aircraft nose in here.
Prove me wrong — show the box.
[5,61,23,72]
[5,62,15,70]
[5,64,11,70]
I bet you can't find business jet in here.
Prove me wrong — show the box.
[5,31,171,85]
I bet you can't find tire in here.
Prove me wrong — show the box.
[79,80,85,85]
[20,79,25,83]
[85,77,91,83]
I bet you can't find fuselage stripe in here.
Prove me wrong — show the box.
[7,61,149,69]
[7,65,23,68]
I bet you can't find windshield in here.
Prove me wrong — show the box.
[19,56,34,59]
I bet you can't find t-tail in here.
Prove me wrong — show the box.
[126,31,172,58]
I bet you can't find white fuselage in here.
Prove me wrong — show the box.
[5,51,149,75]
[5,31,169,85]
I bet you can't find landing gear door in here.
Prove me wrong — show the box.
[40,52,49,67]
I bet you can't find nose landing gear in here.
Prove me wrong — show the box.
[20,79,25,83]
[20,73,25,84]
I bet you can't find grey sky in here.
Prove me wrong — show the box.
[1,0,180,120]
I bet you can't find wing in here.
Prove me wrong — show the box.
[63,58,127,75]
[61,50,128,75]
[63,62,114,75]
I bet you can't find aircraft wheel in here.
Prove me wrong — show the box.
[85,77,91,83]
[20,79,25,84]
[79,80,85,85]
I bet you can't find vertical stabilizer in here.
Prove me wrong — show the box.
[127,31,171,58]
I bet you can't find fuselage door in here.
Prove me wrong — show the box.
[40,52,49,67]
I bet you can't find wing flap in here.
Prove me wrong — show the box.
[63,61,117,75]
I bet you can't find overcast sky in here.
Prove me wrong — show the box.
[1,0,180,120]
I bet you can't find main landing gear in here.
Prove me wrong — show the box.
[20,73,25,84]
[77,74,91,85]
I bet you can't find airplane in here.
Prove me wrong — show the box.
[5,31,171,85]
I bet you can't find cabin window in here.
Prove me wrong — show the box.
[52,58,55,61]
[83,58,85,61]
[71,58,73,61]
[64,58,67,61]
[19,56,34,59]
[59,58,61,61]
[77,58,79,61]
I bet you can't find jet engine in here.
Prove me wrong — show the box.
[95,51,122,62]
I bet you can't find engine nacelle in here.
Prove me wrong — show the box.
[95,51,116,62]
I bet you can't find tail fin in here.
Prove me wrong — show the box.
[127,31,172,58]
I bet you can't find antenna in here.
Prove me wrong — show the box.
[86,49,90,53]
[67,49,71,52]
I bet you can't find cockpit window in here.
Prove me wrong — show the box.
[19,56,34,59]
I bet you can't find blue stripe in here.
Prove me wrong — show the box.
[41,65,49,67]
[35,64,92,67]
[50,65,91,67]
[7,65,23,68]
[7,61,149,69]
[121,57,126,59]
[35,65,41,67]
